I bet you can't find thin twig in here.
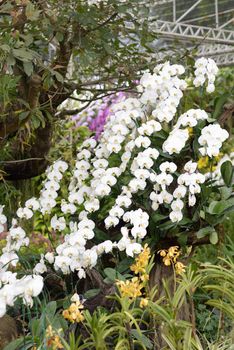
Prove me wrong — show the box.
[85,12,118,33]
[0,158,44,164]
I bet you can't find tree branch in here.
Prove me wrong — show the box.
[55,87,137,119]
[35,0,56,25]
[11,1,27,33]
[85,12,118,33]
[56,101,93,119]
[0,158,44,164]
[218,103,234,127]
[28,74,42,109]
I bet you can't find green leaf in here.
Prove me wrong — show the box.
[131,329,153,349]
[45,301,57,318]
[103,42,113,54]
[7,54,16,67]
[34,110,45,128]
[209,230,218,245]
[56,32,64,42]
[205,213,225,226]
[104,267,124,282]
[221,160,233,187]
[31,115,41,129]
[12,48,34,62]
[26,2,40,21]
[220,186,233,200]
[23,61,33,76]
[3,339,23,350]
[94,228,109,242]
[54,71,64,83]
[177,233,188,247]
[208,198,234,215]
[0,44,10,52]
[3,337,33,350]
[84,288,100,299]
[30,318,41,337]
[151,213,167,223]
[196,226,215,239]
[116,257,133,273]
[208,201,220,214]
[177,217,193,226]
[19,111,30,122]
[213,93,229,119]
[199,210,205,220]
[158,220,175,230]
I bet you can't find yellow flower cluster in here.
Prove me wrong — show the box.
[174,261,186,275]
[197,156,209,170]
[139,298,149,308]
[116,245,151,307]
[158,246,185,275]
[197,153,223,172]
[62,294,84,323]
[116,277,143,298]
[45,325,63,350]
[187,127,194,137]
[130,244,151,276]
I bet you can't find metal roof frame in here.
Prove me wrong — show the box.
[149,0,234,66]
[151,20,234,44]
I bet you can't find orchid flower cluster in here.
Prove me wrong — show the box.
[86,0,125,5]
[86,0,103,5]
[193,57,219,93]
[0,211,43,317]
[0,58,229,317]
[0,205,7,233]
[73,92,126,139]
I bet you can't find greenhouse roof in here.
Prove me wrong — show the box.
[150,0,233,30]
[144,0,234,66]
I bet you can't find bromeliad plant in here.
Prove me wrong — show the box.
[0,57,233,317]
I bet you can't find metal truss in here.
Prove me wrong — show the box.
[150,20,234,44]
[197,44,234,57]
[151,49,234,67]
[207,52,234,66]
[148,0,234,66]
[196,44,234,66]
[182,9,233,26]
[153,0,173,4]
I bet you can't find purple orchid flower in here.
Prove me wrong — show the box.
[73,92,126,139]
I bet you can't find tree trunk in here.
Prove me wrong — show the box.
[0,315,18,350]
[3,121,52,180]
